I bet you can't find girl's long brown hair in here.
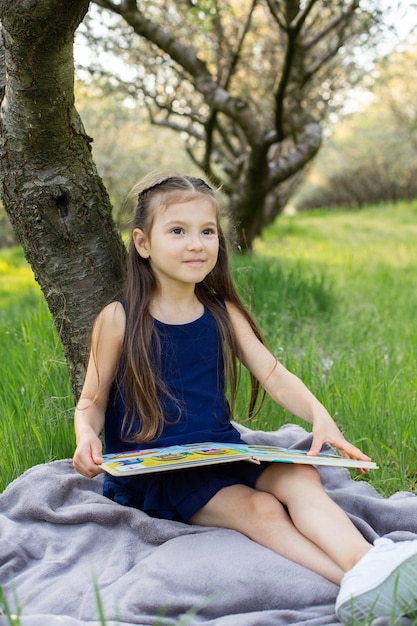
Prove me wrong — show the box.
[119,175,265,443]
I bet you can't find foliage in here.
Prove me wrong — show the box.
[76,0,386,247]
[75,81,196,226]
[293,40,417,210]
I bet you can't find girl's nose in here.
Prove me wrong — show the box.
[188,233,204,250]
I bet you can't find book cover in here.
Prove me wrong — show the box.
[100,441,377,476]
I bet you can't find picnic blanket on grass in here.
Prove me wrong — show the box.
[1,424,417,626]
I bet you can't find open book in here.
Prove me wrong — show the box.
[100,441,377,476]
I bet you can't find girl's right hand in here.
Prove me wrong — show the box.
[73,436,104,478]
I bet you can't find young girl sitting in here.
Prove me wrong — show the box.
[73,174,417,625]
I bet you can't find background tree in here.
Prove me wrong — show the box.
[0,0,126,396]
[81,0,383,248]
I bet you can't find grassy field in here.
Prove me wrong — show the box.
[1,200,417,497]
[0,248,74,491]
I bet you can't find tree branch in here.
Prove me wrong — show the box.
[266,0,319,34]
[150,116,204,142]
[223,0,258,92]
[185,144,230,192]
[203,0,257,172]
[93,0,264,146]
[289,0,319,32]
[268,122,321,186]
[304,1,359,48]
[93,0,122,14]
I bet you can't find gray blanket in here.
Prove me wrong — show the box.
[1,424,417,626]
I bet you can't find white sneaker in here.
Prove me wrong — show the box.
[335,537,417,625]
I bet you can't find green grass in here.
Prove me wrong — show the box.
[1,200,417,497]
[233,200,417,495]
[0,251,74,491]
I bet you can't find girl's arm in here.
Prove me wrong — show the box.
[73,301,126,478]
[226,302,371,463]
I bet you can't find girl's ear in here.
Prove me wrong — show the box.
[132,228,150,258]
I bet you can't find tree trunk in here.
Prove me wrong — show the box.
[0,0,127,398]
[228,146,273,249]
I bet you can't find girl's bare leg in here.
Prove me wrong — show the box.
[190,464,372,585]
[190,482,345,584]
[255,463,372,572]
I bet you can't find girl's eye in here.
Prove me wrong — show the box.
[202,228,216,235]
[170,228,184,235]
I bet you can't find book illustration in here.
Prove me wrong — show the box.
[100,441,378,476]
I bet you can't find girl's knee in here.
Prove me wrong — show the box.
[242,490,296,540]
[246,490,287,523]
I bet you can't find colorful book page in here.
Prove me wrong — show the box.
[100,442,377,476]
[100,442,252,475]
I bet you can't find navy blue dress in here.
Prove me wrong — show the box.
[103,306,266,521]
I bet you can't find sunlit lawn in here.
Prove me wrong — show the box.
[236,201,417,495]
[0,249,74,490]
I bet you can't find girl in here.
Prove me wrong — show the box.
[73,175,417,625]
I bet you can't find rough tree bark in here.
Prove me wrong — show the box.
[0,0,127,398]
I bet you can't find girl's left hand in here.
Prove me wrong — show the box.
[308,414,372,473]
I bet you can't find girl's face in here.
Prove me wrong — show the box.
[133,196,219,289]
